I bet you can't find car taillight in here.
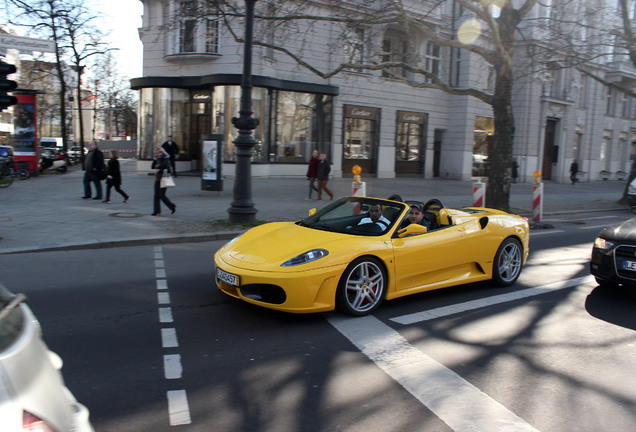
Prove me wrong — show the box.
[23,411,58,432]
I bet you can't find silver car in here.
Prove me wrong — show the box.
[0,284,94,432]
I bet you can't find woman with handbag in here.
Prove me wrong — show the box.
[151,147,176,216]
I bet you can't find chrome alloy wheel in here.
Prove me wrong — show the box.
[339,258,386,315]
[494,238,522,286]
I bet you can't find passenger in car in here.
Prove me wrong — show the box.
[407,203,432,230]
[358,204,391,230]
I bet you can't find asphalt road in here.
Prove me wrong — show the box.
[2,210,636,432]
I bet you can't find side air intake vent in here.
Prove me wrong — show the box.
[479,217,489,229]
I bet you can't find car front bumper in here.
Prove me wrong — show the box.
[591,246,636,287]
[214,254,346,313]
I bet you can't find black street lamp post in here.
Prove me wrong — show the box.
[228,0,259,223]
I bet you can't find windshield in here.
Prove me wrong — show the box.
[299,197,406,236]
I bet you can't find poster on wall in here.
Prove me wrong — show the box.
[203,139,218,181]
[13,100,36,156]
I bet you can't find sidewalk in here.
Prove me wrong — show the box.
[0,159,628,254]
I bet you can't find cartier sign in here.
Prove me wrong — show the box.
[345,105,380,120]
[398,111,427,124]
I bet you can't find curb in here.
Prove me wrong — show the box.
[0,231,241,255]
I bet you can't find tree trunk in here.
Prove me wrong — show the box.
[486,68,515,212]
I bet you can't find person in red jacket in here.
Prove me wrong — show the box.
[306,149,319,200]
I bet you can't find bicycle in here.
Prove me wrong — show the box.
[0,159,14,188]
[13,160,30,180]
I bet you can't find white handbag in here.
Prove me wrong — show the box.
[160,173,176,188]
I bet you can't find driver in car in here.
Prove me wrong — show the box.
[407,203,432,230]
[357,204,391,230]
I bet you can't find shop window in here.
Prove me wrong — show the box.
[345,117,375,160]
[213,86,332,164]
[273,92,332,163]
[396,111,426,162]
[473,116,493,177]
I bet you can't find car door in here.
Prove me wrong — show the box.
[390,219,487,293]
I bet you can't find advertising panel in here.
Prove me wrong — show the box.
[201,134,223,191]
[12,92,38,172]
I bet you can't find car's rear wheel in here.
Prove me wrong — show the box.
[492,238,523,286]
[336,257,386,316]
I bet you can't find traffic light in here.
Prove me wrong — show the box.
[0,60,18,111]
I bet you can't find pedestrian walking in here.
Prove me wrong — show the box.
[81,141,104,200]
[512,158,519,183]
[161,135,179,177]
[103,150,130,203]
[570,159,579,185]
[316,152,334,201]
[306,149,319,200]
[151,147,176,216]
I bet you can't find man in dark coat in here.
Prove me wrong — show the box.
[316,153,334,201]
[82,141,104,200]
[570,159,579,185]
[161,135,179,177]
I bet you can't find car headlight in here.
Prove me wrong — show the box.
[594,237,616,251]
[281,249,329,267]
[222,234,242,249]
[629,184,636,195]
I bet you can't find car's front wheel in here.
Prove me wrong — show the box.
[336,257,386,316]
[492,238,523,286]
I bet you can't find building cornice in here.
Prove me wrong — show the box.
[130,73,339,95]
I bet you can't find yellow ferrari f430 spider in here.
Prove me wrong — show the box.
[214,196,529,316]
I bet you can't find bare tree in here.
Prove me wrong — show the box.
[60,4,112,161]
[5,0,117,157]
[89,52,138,140]
[207,0,538,211]
[6,0,74,150]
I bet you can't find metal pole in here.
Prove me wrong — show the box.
[228,0,259,223]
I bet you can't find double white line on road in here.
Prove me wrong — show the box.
[155,246,192,426]
[328,276,596,432]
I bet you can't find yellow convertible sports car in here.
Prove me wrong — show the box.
[214,196,530,316]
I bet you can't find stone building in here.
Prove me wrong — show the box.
[132,0,636,183]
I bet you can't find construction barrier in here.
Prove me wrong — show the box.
[473,181,486,207]
[533,182,543,222]
[352,181,366,197]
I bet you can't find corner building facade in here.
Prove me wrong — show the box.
[132,0,636,183]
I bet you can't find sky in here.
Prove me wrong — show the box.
[95,0,143,79]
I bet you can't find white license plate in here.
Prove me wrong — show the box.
[622,260,636,271]
[217,268,239,286]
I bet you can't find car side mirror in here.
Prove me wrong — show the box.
[309,208,316,216]
[397,224,428,238]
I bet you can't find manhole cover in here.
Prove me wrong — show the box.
[109,212,144,218]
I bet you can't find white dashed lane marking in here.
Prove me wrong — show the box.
[154,246,191,426]
[167,390,192,426]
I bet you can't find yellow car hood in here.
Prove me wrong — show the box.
[219,222,367,270]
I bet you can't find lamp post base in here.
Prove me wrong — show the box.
[228,205,257,224]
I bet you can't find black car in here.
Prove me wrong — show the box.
[591,218,636,287]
